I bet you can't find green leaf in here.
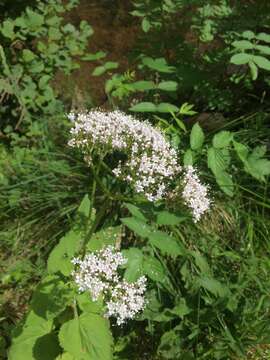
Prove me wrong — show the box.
[230,53,252,65]
[87,226,122,252]
[190,123,205,150]
[9,312,52,360]
[157,81,178,92]
[198,277,230,298]
[25,9,44,30]
[143,256,167,284]
[156,211,186,226]
[142,57,175,73]
[215,170,234,197]
[1,20,15,39]
[47,230,82,276]
[253,55,270,71]
[212,131,233,148]
[121,217,152,238]
[142,18,151,32]
[92,62,118,76]
[131,81,155,91]
[56,353,75,360]
[82,51,107,61]
[233,141,249,163]
[58,314,113,360]
[168,299,191,319]
[33,333,61,360]
[191,251,211,275]
[77,194,91,218]
[76,293,103,314]
[232,40,253,50]
[129,102,156,112]
[156,103,178,113]
[22,49,36,63]
[183,149,194,166]
[31,275,73,320]
[122,248,144,282]
[148,231,185,258]
[256,32,270,43]
[255,44,270,56]
[242,30,255,40]
[248,61,258,80]
[124,203,147,221]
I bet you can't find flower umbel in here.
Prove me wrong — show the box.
[72,246,147,325]
[68,110,180,201]
[182,165,211,222]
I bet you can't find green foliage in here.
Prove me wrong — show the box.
[0,0,93,129]
[59,314,113,360]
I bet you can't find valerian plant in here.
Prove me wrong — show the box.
[9,110,211,359]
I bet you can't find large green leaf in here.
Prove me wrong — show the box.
[157,81,178,92]
[87,226,122,252]
[129,102,156,112]
[122,247,144,282]
[31,275,73,320]
[58,314,113,360]
[156,103,178,113]
[212,131,233,149]
[190,123,205,150]
[148,231,185,258]
[47,230,82,276]
[253,55,270,70]
[156,210,186,226]
[121,217,152,238]
[230,53,252,65]
[9,312,53,360]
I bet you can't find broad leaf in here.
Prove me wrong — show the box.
[122,247,144,282]
[190,123,205,150]
[58,314,113,360]
[47,230,82,276]
[129,102,156,112]
[87,226,122,252]
[121,217,152,238]
[156,211,186,226]
[148,231,185,258]
[230,53,252,65]
[212,131,233,148]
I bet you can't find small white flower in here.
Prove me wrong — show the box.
[72,246,147,324]
[182,165,211,222]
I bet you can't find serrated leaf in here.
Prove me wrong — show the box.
[121,217,152,238]
[87,226,122,252]
[230,53,252,65]
[124,203,147,221]
[156,211,186,226]
[47,230,82,276]
[190,123,205,150]
[198,277,230,298]
[22,49,36,62]
[130,102,156,112]
[212,131,233,148]
[215,170,234,197]
[58,314,113,360]
[31,275,73,320]
[9,312,52,360]
[122,247,144,282]
[76,293,103,314]
[157,81,178,92]
[156,102,178,113]
[148,231,185,258]
[233,141,249,162]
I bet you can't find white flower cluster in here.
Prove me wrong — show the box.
[182,165,211,222]
[72,246,147,325]
[68,110,180,202]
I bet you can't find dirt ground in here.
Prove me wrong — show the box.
[55,0,138,107]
